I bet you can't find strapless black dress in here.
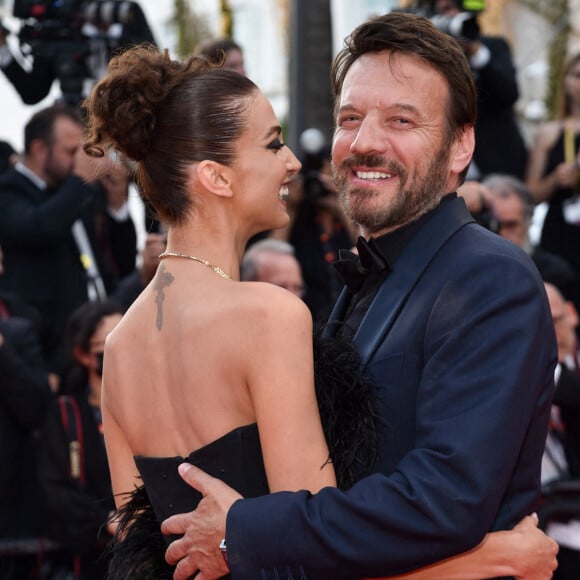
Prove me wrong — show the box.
[107,335,383,579]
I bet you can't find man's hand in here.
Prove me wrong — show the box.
[161,463,243,580]
[73,147,103,184]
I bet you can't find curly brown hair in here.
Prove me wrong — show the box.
[83,44,257,225]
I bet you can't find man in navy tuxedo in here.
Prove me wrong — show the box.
[161,12,557,580]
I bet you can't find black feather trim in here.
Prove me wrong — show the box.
[313,332,385,489]
[106,486,173,579]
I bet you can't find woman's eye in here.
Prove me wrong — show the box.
[267,138,286,151]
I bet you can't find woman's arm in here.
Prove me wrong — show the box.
[368,515,558,580]
[243,285,336,493]
[526,121,575,203]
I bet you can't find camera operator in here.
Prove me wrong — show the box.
[0,21,54,105]
[0,0,155,107]
[431,0,528,180]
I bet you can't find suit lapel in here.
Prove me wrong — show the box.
[352,198,474,367]
[322,289,351,339]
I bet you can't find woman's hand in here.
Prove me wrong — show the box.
[509,514,558,579]
[554,161,580,190]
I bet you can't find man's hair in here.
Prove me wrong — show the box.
[24,104,82,154]
[482,174,535,222]
[241,239,296,282]
[331,11,477,145]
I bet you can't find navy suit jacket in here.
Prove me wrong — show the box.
[226,197,557,579]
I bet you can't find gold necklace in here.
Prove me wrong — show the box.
[158,251,232,280]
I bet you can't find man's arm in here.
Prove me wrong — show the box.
[163,244,556,580]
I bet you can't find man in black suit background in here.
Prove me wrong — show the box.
[0,105,105,369]
[0,242,56,578]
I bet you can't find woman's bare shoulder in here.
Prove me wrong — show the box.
[232,282,313,332]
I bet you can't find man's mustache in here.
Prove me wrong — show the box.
[333,155,407,178]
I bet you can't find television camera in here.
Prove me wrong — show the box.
[10,0,154,106]
[407,0,486,42]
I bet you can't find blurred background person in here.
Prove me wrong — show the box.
[91,157,138,286]
[195,37,247,76]
[38,300,123,580]
[526,52,580,280]
[540,281,580,580]
[0,104,136,369]
[0,139,18,174]
[0,242,57,580]
[0,2,155,107]
[241,238,305,299]
[282,134,357,325]
[482,173,580,316]
[110,232,167,311]
[430,0,528,180]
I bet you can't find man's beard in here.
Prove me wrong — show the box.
[43,152,68,189]
[332,147,451,235]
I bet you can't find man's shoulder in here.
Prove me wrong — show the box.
[444,222,541,279]
[0,167,39,192]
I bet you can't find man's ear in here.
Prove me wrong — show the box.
[72,345,92,368]
[450,125,475,176]
[28,138,48,162]
[196,160,234,198]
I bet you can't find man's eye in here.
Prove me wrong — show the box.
[339,116,359,125]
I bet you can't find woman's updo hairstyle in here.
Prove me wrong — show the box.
[83,44,258,225]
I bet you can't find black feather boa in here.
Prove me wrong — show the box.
[106,333,384,578]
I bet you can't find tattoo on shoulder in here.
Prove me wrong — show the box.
[154,263,174,331]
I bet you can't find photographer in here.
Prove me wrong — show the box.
[0,0,155,107]
[431,0,528,180]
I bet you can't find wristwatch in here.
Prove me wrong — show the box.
[219,538,228,566]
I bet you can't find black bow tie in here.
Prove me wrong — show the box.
[334,236,389,292]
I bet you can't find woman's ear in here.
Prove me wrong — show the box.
[196,160,234,198]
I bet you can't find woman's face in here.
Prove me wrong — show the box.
[230,91,301,235]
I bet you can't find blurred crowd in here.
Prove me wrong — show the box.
[0,2,580,579]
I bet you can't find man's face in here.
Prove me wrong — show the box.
[489,194,528,248]
[43,116,83,187]
[256,252,305,299]
[223,49,247,76]
[545,284,579,362]
[435,0,462,16]
[332,51,472,237]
